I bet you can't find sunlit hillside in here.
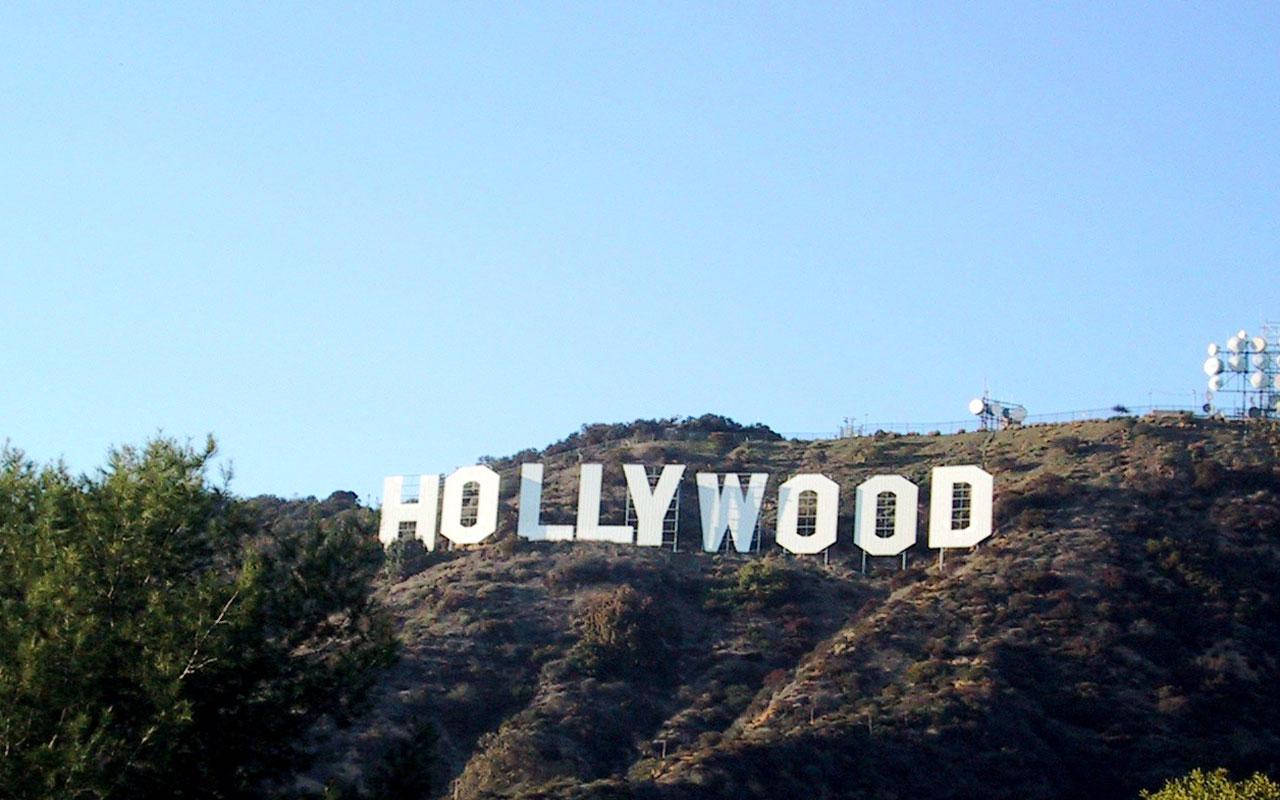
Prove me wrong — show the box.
[291,414,1280,800]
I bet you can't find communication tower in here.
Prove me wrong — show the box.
[1202,326,1280,419]
[967,392,1027,430]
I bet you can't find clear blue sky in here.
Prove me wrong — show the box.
[2,3,1277,499]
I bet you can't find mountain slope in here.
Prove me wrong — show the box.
[299,415,1280,800]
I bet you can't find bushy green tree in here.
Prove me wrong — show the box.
[1141,768,1280,799]
[569,585,678,680]
[0,438,396,800]
[707,558,792,610]
[381,536,433,582]
[730,558,790,604]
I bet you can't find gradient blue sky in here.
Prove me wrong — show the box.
[3,2,1277,499]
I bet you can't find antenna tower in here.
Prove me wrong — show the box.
[1202,325,1279,419]
[967,391,1027,430]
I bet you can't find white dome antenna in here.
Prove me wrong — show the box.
[1204,324,1280,419]
[968,391,1027,430]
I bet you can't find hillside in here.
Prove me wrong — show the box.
[295,414,1280,800]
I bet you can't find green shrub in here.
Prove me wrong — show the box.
[734,559,791,603]
[569,585,679,680]
[905,658,944,685]
[707,559,792,610]
[1054,434,1086,455]
[383,536,432,581]
[1140,768,1280,799]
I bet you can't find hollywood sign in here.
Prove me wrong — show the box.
[379,464,993,556]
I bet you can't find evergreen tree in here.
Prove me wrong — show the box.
[0,438,395,799]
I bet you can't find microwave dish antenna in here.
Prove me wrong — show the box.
[1203,323,1280,420]
[969,392,1027,430]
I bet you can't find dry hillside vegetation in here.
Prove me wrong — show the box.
[299,415,1280,800]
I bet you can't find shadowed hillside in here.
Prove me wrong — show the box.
[297,414,1280,800]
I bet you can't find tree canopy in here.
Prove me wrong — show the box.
[0,438,395,800]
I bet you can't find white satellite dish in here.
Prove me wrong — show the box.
[1237,329,1249,341]
[1273,374,1280,391]
[1203,357,1223,376]
[971,395,1027,426]
[1207,342,1220,356]
[1250,371,1266,389]
[1228,354,1248,371]
[1208,375,1224,391]
[1252,336,1268,352]
[1252,353,1268,369]
[1228,336,1244,353]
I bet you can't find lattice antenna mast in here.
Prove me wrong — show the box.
[1203,327,1278,419]
[967,392,1027,430]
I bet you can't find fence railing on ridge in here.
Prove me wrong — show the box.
[781,404,1205,440]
